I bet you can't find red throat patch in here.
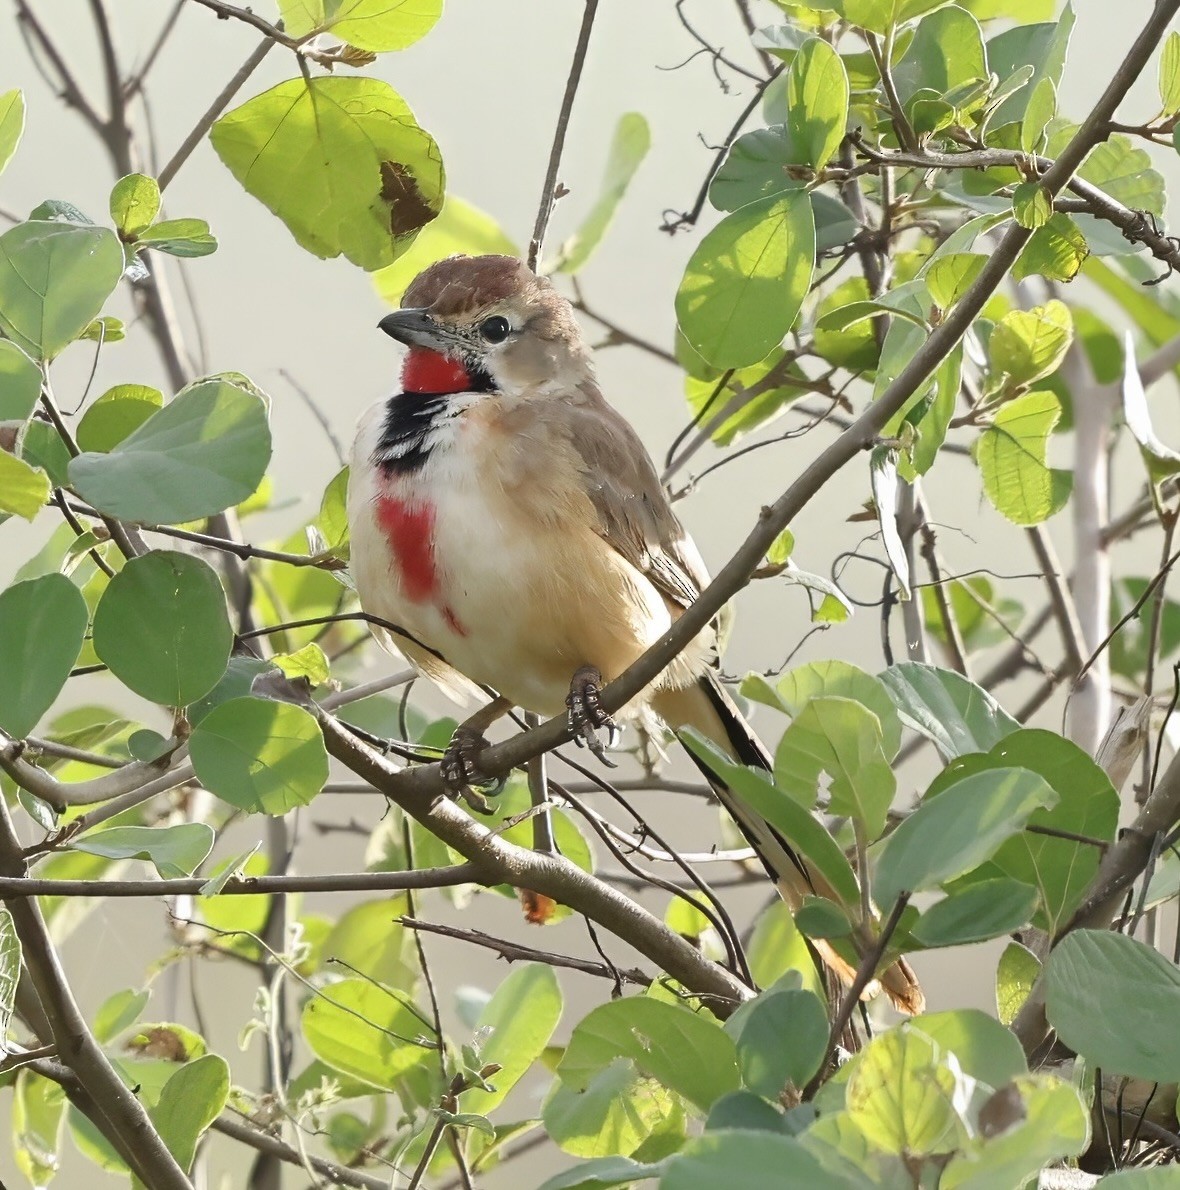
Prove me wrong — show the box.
[401,348,472,394]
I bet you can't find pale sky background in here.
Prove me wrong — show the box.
[2,1,1180,1186]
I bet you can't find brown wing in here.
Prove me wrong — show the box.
[560,386,708,613]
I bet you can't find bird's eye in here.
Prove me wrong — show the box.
[479,315,511,344]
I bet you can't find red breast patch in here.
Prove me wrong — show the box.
[402,348,472,394]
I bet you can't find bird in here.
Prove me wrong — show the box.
[347,253,922,1014]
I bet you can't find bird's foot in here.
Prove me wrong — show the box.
[566,666,620,766]
[441,726,504,813]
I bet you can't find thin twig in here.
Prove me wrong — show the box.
[528,0,600,269]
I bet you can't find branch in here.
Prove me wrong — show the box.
[158,35,274,190]
[13,0,105,132]
[0,865,480,899]
[528,0,600,270]
[0,799,193,1188]
[399,915,652,986]
[1027,524,1088,676]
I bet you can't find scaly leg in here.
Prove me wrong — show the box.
[566,665,620,766]
[441,696,513,799]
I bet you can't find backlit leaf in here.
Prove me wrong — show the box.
[134,1055,229,1184]
[976,390,1071,525]
[70,824,215,880]
[0,450,50,521]
[1161,30,1180,116]
[0,90,24,177]
[785,39,848,171]
[75,384,163,453]
[987,300,1072,392]
[212,76,444,270]
[109,174,160,239]
[278,0,442,51]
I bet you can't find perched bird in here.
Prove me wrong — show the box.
[348,254,921,1013]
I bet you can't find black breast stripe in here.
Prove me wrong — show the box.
[374,392,455,475]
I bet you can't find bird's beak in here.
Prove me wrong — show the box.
[377,308,458,352]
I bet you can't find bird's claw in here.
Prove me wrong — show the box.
[566,667,620,767]
[440,726,505,812]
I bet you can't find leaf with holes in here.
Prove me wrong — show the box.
[211,76,444,270]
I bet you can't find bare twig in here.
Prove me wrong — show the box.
[528,0,600,270]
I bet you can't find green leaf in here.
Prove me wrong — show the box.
[278,0,442,51]
[894,6,987,104]
[662,1130,848,1189]
[785,39,848,171]
[0,574,88,738]
[0,221,124,360]
[537,1156,669,1190]
[1084,257,1180,360]
[302,977,435,1089]
[555,113,650,273]
[769,659,901,758]
[135,1051,227,1180]
[988,299,1072,392]
[1101,1170,1180,1188]
[976,389,1071,525]
[986,4,1074,126]
[871,446,911,600]
[75,383,164,454]
[463,964,562,1115]
[766,529,795,568]
[93,551,232,707]
[109,173,160,238]
[1012,182,1050,230]
[911,878,1038,947]
[0,909,18,1054]
[211,76,444,270]
[1014,213,1089,284]
[793,897,852,938]
[93,987,150,1044]
[543,1060,684,1159]
[747,901,824,1000]
[0,89,24,177]
[0,449,50,520]
[709,127,800,213]
[137,218,217,258]
[879,661,1020,759]
[682,734,861,908]
[20,420,69,486]
[558,997,739,1113]
[273,642,330,686]
[1045,930,1180,1083]
[190,696,328,814]
[938,729,1119,934]
[847,1026,960,1156]
[915,1008,1028,1088]
[874,767,1057,907]
[0,339,40,423]
[13,1071,66,1187]
[825,0,948,35]
[726,986,828,1095]
[996,940,1039,1027]
[1021,77,1057,152]
[942,1074,1089,1190]
[926,253,987,310]
[320,896,413,987]
[69,376,272,524]
[683,351,807,446]
[134,1054,229,1184]
[1048,124,1167,218]
[1161,30,1180,116]
[70,824,214,880]
[774,696,895,838]
[675,190,814,369]
[372,196,516,305]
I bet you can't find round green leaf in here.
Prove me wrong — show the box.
[661,1131,847,1190]
[109,174,160,239]
[302,977,435,1090]
[0,339,41,423]
[0,221,124,360]
[70,824,215,881]
[873,767,1058,908]
[189,697,328,814]
[0,450,50,521]
[211,77,444,271]
[727,987,828,1095]
[911,1008,1028,1090]
[140,1054,228,1183]
[0,574,88,738]
[278,0,442,51]
[558,997,739,1113]
[675,190,815,369]
[92,551,232,707]
[1045,929,1180,1083]
[76,384,164,453]
[69,376,271,524]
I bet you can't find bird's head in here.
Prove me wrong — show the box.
[378,255,593,397]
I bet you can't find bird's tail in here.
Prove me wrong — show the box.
[651,673,924,1015]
